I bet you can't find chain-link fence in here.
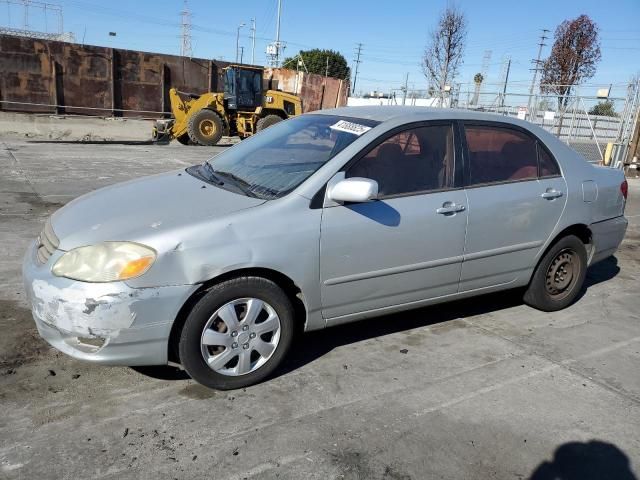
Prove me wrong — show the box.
[377,80,640,167]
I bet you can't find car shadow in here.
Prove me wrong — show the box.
[584,255,620,288]
[528,440,637,480]
[131,256,621,384]
[277,256,621,378]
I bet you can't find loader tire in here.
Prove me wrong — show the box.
[256,114,283,132]
[188,109,224,146]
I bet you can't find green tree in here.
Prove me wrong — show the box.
[589,100,617,117]
[282,49,350,80]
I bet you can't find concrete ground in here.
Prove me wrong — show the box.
[1,138,639,480]
[0,112,155,142]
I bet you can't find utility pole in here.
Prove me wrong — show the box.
[240,46,244,64]
[500,58,511,108]
[352,43,363,95]
[180,0,192,58]
[250,18,256,64]
[528,29,550,112]
[235,22,245,63]
[275,0,282,66]
[22,0,29,29]
[402,72,409,105]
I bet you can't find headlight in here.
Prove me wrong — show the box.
[52,242,156,282]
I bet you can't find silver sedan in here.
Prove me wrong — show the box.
[23,107,628,390]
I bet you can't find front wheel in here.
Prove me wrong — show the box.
[187,109,224,146]
[179,277,295,390]
[523,235,587,311]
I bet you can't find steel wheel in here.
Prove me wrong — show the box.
[199,119,216,138]
[200,298,281,376]
[544,248,580,300]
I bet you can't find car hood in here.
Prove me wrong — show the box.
[51,169,266,251]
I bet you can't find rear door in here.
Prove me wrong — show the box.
[459,122,567,292]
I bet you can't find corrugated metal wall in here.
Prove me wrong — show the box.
[0,35,348,117]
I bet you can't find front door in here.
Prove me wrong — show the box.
[319,123,468,321]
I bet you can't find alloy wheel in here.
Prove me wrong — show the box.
[200,298,281,376]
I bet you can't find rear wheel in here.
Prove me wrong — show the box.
[187,109,224,146]
[256,114,283,132]
[178,277,294,390]
[523,235,587,311]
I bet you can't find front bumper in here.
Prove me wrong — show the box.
[22,241,197,366]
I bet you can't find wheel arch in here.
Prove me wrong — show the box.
[168,267,307,363]
[528,223,593,286]
[260,109,287,120]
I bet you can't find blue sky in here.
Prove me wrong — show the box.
[2,0,639,98]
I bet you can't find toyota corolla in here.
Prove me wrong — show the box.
[23,107,628,390]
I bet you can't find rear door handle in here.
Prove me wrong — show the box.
[541,189,563,200]
[436,202,466,215]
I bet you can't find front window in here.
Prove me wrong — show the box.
[347,124,455,197]
[191,115,379,199]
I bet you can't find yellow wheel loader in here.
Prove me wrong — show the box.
[153,65,302,146]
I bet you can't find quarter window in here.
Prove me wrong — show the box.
[538,143,561,177]
[464,125,538,185]
[347,125,455,197]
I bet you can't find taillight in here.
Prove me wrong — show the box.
[621,180,628,200]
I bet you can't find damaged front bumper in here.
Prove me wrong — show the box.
[22,241,197,366]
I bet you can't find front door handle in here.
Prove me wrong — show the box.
[436,202,466,215]
[541,189,563,200]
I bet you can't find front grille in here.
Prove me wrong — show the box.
[36,218,60,264]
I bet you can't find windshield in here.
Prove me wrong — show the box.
[200,114,379,199]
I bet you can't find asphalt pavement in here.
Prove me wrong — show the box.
[1,138,639,479]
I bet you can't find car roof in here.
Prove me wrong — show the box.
[315,105,531,127]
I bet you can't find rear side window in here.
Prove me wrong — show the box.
[465,125,538,185]
[538,144,561,177]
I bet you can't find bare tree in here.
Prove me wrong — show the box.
[540,15,601,132]
[422,6,467,106]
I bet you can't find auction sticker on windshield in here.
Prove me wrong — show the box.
[330,120,372,136]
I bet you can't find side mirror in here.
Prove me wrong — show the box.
[328,177,378,203]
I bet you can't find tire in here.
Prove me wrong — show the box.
[178,276,295,390]
[176,133,191,145]
[256,114,283,132]
[187,109,224,146]
[523,235,587,312]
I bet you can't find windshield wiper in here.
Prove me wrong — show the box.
[201,162,224,185]
[212,170,258,197]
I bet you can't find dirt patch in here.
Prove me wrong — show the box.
[0,299,49,371]
[12,191,65,212]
